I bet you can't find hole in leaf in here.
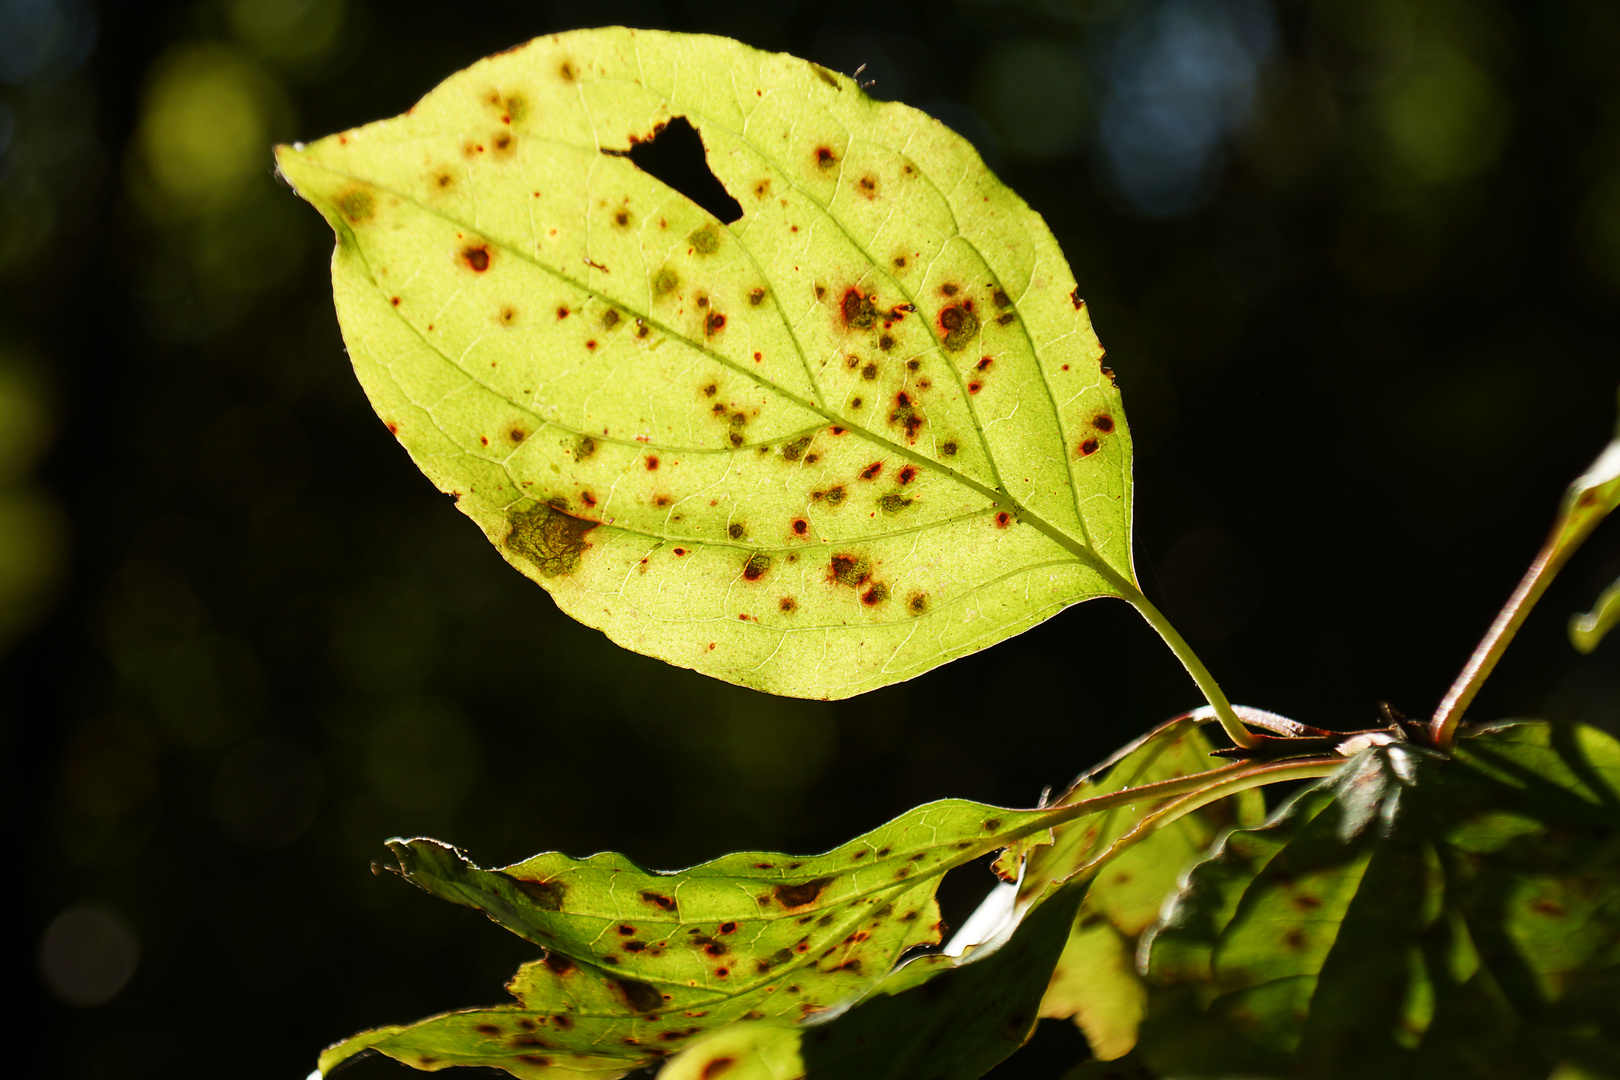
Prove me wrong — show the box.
[620,117,743,224]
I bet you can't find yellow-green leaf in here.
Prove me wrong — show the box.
[1570,573,1620,654]
[274,28,1130,699]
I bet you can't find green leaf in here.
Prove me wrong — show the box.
[1136,721,1620,1079]
[1017,717,1267,1061]
[661,879,1090,1080]
[274,28,1130,699]
[316,799,1069,1079]
[1570,573,1620,654]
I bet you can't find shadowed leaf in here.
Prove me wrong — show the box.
[275,27,1131,700]
[1016,716,1266,1060]
[1136,721,1620,1080]
[662,879,1089,1080]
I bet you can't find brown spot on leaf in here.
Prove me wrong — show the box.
[829,554,871,587]
[941,441,958,456]
[543,953,575,975]
[995,511,1012,528]
[816,146,838,168]
[705,311,727,336]
[908,592,928,615]
[858,174,878,197]
[558,60,578,82]
[641,891,678,913]
[792,518,809,535]
[1070,287,1085,309]
[1093,414,1115,432]
[461,244,491,272]
[898,466,917,484]
[1078,439,1100,456]
[702,1058,737,1079]
[775,877,835,909]
[646,455,660,470]
[862,583,889,605]
[504,506,596,578]
[860,461,883,481]
[743,553,771,580]
[780,597,797,612]
[842,288,879,330]
[939,304,979,351]
[614,977,662,1013]
[337,190,375,224]
[880,494,912,513]
[861,362,878,380]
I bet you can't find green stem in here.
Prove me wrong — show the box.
[1123,586,1256,749]
[1059,756,1344,877]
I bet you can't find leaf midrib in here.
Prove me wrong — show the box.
[296,154,1131,597]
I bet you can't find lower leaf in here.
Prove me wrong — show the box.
[1136,721,1620,1079]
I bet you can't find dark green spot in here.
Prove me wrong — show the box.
[504,504,597,577]
[653,267,680,295]
[574,435,597,460]
[880,494,913,513]
[336,190,375,224]
[689,224,721,254]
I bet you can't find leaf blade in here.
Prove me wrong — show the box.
[315,798,1062,1078]
[275,28,1132,699]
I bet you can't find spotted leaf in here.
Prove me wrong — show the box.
[661,879,1090,1080]
[315,799,1074,1079]
[275,28,1131,699]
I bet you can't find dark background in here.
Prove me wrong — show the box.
[7,0,1618,1077]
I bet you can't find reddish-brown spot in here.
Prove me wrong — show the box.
[1293,894,1322,911]
[1070,286,1084,309]
[860,461,883,481]
[780,597,797,612]
[829,553,871,587]
[815,146,837,169]
[386,423,399,434]
[1079,439,1100,456]
[543,953,575,975]
[641,891,677,912]
[841,288,879,330]
[939,283,959,297]
[702,1058,737,1079]
[475,1024,501,1036]
[390,296,401,306]
[646,455,660,470]
[976,357,993,372]
[743,553,772,581]
[674,548,686,556]
[995,511,1012,528]
[775,877,834,908]
[1093,414,1115,433]
[941,441,958,455]
[968,381,983,394]
[792,518,808,535]
[706,312,727,335]
[858,174,878,196]
[898,466,917,485]
[862,583,889,605]
[461,245,491,272]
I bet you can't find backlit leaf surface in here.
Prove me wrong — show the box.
[275,28,1129,699]
[1136,721,1620,1079]
[316,799,1067,1079]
